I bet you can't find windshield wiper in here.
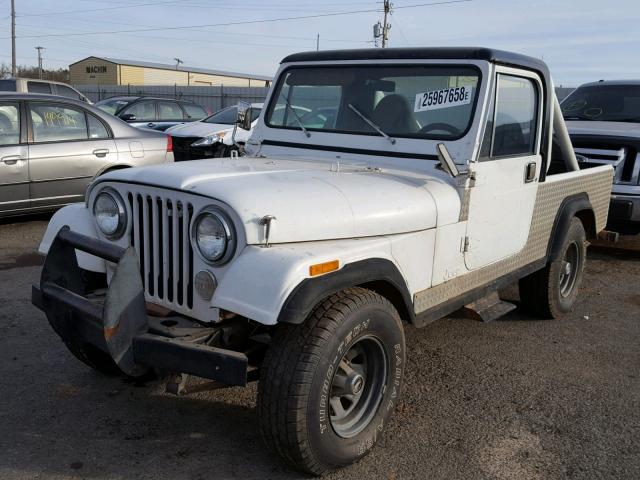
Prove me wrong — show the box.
[348,104,396,145]
[280,94,311,138]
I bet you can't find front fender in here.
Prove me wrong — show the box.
[213,236,401,326]
[39,204,106,273]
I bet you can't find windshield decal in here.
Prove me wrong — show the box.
[414,86,473,112]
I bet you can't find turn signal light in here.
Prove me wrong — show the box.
[166,134,173,152]
[309,260,340,277]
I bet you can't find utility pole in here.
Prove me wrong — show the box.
[381,0,391,48]
[373,1,392,48]
[11,0,16,76]
[35,46,44,79]
[174,57,183,70]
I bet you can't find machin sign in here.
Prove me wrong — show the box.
[86,65,108,74]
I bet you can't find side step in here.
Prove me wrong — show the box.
[462,291,516,322]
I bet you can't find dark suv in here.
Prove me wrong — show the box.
[95,96,208,131]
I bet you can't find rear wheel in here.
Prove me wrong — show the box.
[257,287,405,475]
[519,217,586,318]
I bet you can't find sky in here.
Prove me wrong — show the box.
[1,0,639,86]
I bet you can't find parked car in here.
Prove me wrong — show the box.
[166,103,262,160]
[561,80,640,233]
[33,48,613,475]
[0,77,91,103]
[95,96,208,132]
[0,93,173,217]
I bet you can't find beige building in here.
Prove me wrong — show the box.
[69,56,271,87]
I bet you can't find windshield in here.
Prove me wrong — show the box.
[96,98,133,115]
[561,84,640,122]
[266,65,480,140]
[204,106,237,124]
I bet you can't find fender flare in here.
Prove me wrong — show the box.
[93,163,133,181]
[546,192,597,262]
[277,258,415,325]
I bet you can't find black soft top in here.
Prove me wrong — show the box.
[282,47,550,84]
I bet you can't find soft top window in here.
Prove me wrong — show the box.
[266,65,481,141]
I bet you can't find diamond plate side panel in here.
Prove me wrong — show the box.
[414,167,613,314]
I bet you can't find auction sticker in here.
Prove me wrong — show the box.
[414,86,473,112]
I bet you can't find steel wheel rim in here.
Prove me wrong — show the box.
[559,241,580,297]
[329,335,388,438]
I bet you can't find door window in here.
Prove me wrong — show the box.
[56,84,83,100]
[122,101,156,121]
[27,81,52,94]
[29,103,88,142]
[0,103,20,145]
[489,75,538,158]
[157,101,184,120]
[87,114,109,139]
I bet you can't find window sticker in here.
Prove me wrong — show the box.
[414,86,473,112]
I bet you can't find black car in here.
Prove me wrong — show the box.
[95,96,208,131]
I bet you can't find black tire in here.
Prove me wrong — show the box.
[519,217,587,318]
[65,341,124,376]
[257,287,405,475]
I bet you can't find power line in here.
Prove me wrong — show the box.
[6,0,472,40]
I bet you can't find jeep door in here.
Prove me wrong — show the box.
[27,101,118,209]
[0,101,29,213]
[153,100,186,131]
[463,68,544,270]
[119,100,157,130]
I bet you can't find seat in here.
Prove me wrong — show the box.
[371,94,417,134]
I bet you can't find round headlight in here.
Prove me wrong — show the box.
[93,189,126,238]
[193,209,235,264]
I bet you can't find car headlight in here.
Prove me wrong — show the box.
[191,131,226,147]
[192,208,235,265]
[93,188,126,238]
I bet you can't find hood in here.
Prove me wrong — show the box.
[167,121,233,137]
[566,120,640,138]
[100,157,458,245]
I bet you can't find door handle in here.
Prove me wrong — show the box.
[93,149,109,158]
[524,161,537,183]
[146,122,157,128]
[1,155,22,165]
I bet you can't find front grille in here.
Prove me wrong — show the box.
[571,136,640,185]
[171,136,216,162]
[127,192,194,310]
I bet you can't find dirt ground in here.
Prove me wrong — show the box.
[0,216,638,480]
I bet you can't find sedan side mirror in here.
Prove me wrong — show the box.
[120,113,137,122]
[236,101,252,131]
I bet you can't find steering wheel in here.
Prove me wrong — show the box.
[419,123,461,136]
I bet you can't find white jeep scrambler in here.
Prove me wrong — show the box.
[33,48,613,475]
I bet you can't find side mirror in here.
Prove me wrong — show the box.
[120,113,137,122]
[436,143,460,177]
[236,101,252,131]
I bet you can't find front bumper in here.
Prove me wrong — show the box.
[608,193,640,227]
[32,227,248,386]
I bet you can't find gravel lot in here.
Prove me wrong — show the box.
[1,216,638,480]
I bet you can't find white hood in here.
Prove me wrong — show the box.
[566,120,640,137]
[167,121,233,137]
[98,157,460,244]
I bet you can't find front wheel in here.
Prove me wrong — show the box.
[257,287,405,475]
[519,217,587,318]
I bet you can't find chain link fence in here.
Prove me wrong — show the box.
[75,84,270,113]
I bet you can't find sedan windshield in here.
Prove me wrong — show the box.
[265,65,481,140]
[204,106,237,124]
[96,98,133,115]
[561,84,640,122]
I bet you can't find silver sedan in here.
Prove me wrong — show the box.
[0,93,174,217]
